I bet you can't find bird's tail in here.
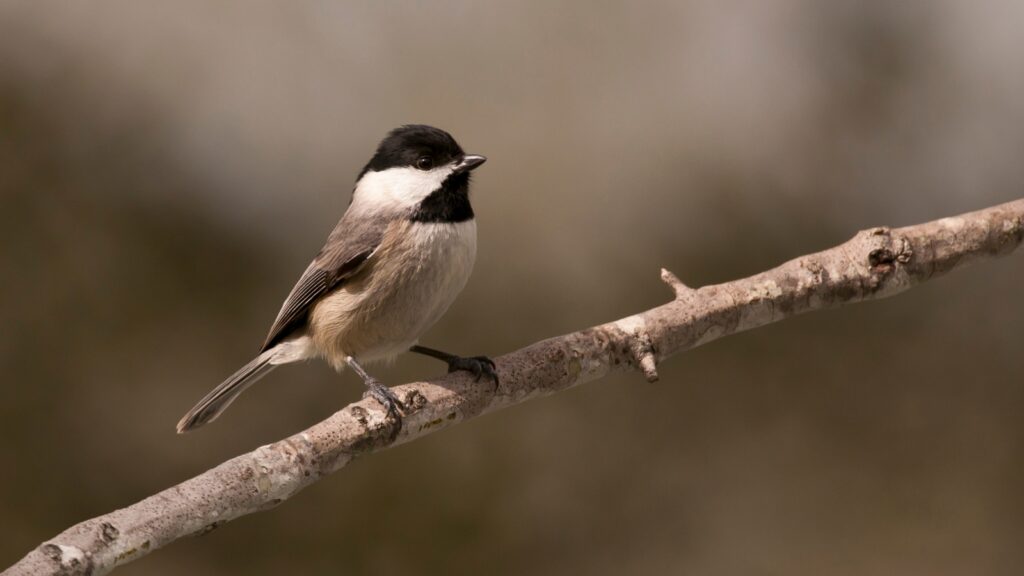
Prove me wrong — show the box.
[176,350,278,433]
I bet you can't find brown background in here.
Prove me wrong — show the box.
[1,2,1022,574]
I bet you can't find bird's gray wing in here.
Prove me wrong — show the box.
[260,212,391,352]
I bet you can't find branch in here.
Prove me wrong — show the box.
[6,199,1023,576]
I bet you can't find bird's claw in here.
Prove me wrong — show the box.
[447,355,499,386]
[362,379,405,424]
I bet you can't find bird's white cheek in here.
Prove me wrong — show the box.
[353,166,452,212]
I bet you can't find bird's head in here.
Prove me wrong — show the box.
[353,125,486,221]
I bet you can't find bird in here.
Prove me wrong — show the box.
[177,125,496,433]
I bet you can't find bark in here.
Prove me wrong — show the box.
[5,199,1022,576]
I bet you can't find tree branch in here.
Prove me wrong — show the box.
[5,199,1023,576]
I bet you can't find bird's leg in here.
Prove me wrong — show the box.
[345,356,404,423]
[409,345,499,385]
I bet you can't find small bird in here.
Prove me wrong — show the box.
[177,125,496,433]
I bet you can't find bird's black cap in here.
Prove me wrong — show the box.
[360,125,466,177]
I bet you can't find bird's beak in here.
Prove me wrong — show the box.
[453,154,487,174]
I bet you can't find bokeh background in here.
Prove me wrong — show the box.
[2,1,1023,574]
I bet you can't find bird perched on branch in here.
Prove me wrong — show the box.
[177,125,496,433]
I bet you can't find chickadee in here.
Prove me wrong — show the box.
[177,125,495,433]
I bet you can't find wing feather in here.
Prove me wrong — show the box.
[259,211,390,351]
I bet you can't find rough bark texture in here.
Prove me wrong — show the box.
[5,199,1023,576]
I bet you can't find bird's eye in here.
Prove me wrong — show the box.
[415,156,434,170]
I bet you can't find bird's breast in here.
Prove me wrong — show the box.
[309,218,477,366]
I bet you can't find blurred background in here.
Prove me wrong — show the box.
[1,1,1022,574]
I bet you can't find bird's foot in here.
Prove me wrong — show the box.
[409,346,499,389]
[446,355,499,386]
[362,378,406,425]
